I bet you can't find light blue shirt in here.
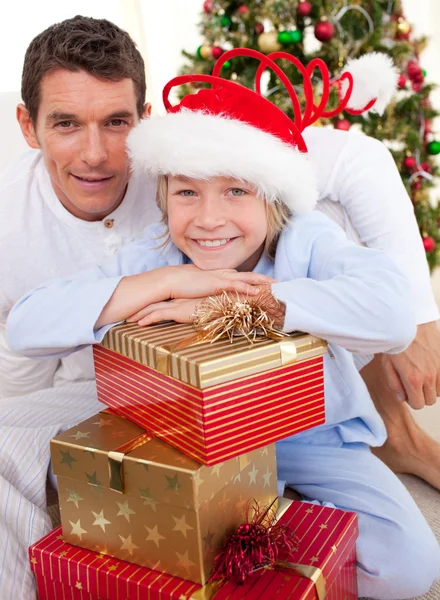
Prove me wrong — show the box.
[7,211,416,448]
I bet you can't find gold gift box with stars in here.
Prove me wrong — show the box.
[50,411,278,585]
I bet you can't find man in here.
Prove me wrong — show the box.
[0,15,438,599]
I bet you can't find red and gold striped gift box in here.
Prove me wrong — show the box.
[93,322,327,465]
[30,501,358,600]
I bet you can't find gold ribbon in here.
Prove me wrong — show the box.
[189,562,326,599]
[276,561,326,599]
[107,432,152,493]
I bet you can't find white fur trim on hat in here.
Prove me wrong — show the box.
[341,52,398,115]
[127,109,318,214]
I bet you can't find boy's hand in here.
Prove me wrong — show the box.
[127,298,203,326]
[165,265,275,299]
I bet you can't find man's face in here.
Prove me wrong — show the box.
[20,69,146,221]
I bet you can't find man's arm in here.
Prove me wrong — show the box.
[307,128,439,407]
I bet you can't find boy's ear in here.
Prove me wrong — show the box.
[142,103,152,119]
[16,104,40,149]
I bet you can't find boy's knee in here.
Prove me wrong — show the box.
[359,520,440,599]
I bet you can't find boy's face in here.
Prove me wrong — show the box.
[17,68,150,221]
[167,175,267,272]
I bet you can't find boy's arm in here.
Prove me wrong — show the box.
[271,213,417,355]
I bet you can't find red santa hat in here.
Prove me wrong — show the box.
[127,49,397,215]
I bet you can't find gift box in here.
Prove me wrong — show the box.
[30,501,358,599]
[51,411,278,584]
[93,322,327,464]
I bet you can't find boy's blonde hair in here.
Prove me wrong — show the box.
[155,175,291,261]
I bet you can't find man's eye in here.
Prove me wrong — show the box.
[229,188,246,196]
[109,119,126,127]
[56,121,73,128]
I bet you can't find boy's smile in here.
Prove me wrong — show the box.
[167,175,268,272]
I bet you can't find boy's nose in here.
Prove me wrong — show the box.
[194,196,227,229]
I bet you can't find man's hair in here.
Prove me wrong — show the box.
[21,15,146,123]
[155,175,291,261]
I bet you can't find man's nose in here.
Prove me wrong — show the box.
[80,128,107,167]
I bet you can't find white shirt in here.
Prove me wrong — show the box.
[1,128,438,398]
[0,150,159,397]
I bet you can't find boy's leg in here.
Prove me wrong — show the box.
[0,381,102,600]
[361,355,440,491]
[277,439,440,600]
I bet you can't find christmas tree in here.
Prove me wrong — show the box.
[181,0,440,270]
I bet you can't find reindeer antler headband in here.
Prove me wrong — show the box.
[127,49,397,214]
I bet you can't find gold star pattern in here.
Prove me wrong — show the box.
[172,514,193,539]
[331,545,338,553]
[233,472,242,484]
[175,550,196,576]
[319,524,328,530]
[193,471,204,488]
[305,508,314,514]
[85,471,101,487]
[145,524,166,548]
[75,582,83,590]
[262,468,272,487]
[261,447,269,456]
[310,556,319,564]
[211,463,222,478]
[218,491,229,512]
[165,473,181,493]
[60,449,77,469]
[69,519,87,540]
[69,430,91,441]
[139,487,158,512]
[235,494,247,512]
[119,534,139,556]
[203,529,215,551]
[107,565,118,572]
[30,557,37,565]
[66,489,83,509]
[248,464,258,485]
[92,509,112,532]
[93,417,113,428]
[59,551,67,558]
[56,535,64,540]
[116,500,136,522]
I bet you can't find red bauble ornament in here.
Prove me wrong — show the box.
[238,4,249,14]
[412,179,422,190]
[335,119,351,131]
[423,236,436,253]
[255,22,264,35]
[403,156,416,170]
[298,1,312,17]
[397,74,407,89]
[203,0,213,13]
[314,19,335,42]
[412,81,423,93]
[211,46,224,59]
[407,60,423,82]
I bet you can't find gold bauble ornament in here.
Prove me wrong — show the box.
[199,45,212,60]
[397,17,411,35]
[257,32,282,54]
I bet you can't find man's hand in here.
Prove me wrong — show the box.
[127,298,203,327]
[380,321,440,410]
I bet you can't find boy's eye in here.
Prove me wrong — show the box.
[228,188,246,197]
[178,190,197,197]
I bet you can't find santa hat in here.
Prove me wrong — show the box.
[127,49,397,215]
